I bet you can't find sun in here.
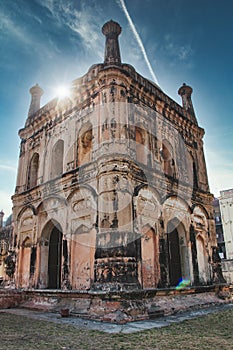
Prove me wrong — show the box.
[56,85,71,99]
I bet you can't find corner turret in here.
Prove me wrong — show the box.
[102,20,122,65]
[0,210,4,228]
[28,84,44,117]
[178,83,197,124]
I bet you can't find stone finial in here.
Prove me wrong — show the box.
[0,210,4,228]
[102,20,122,65]
[28,84,44,117]
[178,83,197,123]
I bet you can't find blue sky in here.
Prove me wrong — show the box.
[0,0,233,217]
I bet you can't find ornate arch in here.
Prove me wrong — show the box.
[17,205,37,221]
[37,195,67,213]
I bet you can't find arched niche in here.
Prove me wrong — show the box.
[16,206,36,288]
[149,131,158,160]
[17,206,35,236]
[134,187,160,232]
[67,186,97,233]
[110,117,117,139]
[70,225,96,290]
[16,206,35,277]
[192,205,208,233]
[196,234,209,284]
[135,125,147,165]
[27,152,39,189]
[51,139,64,178]
[67,187,97,289]
[18,236,32,288]
[187,152,198,188]
[192,206,210,284]
[141,224,160,288]
[77,122,93,166]
[102,118,110,141]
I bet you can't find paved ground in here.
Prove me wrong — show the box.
[1,303,233,334]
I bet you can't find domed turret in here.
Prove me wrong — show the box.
[102,20,122,65]
[28,83,44,117]
[178,83,197,124]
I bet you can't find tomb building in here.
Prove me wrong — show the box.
[12,20,217,291]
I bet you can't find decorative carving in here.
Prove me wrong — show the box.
[22,217,33,227]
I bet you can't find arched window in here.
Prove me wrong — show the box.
[151,134,158,158]
[135,125,147,165]
[135,126,144,144]
[27,153,39,189]
[161,140,176,177]
[193,160,198,188]
[77,124,93,166]
[110,118,117,138]
[51,140,64,178]
[187,152,198,188]
[102,119,109,141]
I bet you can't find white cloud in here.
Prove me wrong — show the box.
[38,0,54,14]
[0,4,63,61]
[178,46,193,60]
[164,33,193,63]
[0,12,31,45]
[37,0,104,59]
[0,164,16,172]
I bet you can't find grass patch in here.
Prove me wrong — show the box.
[0,309,232,350]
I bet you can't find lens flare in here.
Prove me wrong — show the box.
[176,278,191,290]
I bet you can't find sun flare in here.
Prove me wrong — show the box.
[56,85,70,98]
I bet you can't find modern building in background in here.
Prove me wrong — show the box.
[212,190,233,284]
[219,189,233,260]
[11,20,219,292]
[212,198,226,259]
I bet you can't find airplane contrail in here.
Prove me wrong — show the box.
[118,0,159,85]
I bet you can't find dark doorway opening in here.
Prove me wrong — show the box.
[167,223,182,286]
[48,226,62,289]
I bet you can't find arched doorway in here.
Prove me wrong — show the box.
[167,221,182,286]
[48,226,62,289]
[40,220,63,289]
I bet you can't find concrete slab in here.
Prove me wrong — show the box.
[0,303,232,334]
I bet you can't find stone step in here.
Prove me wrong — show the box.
[148,304,165,319]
